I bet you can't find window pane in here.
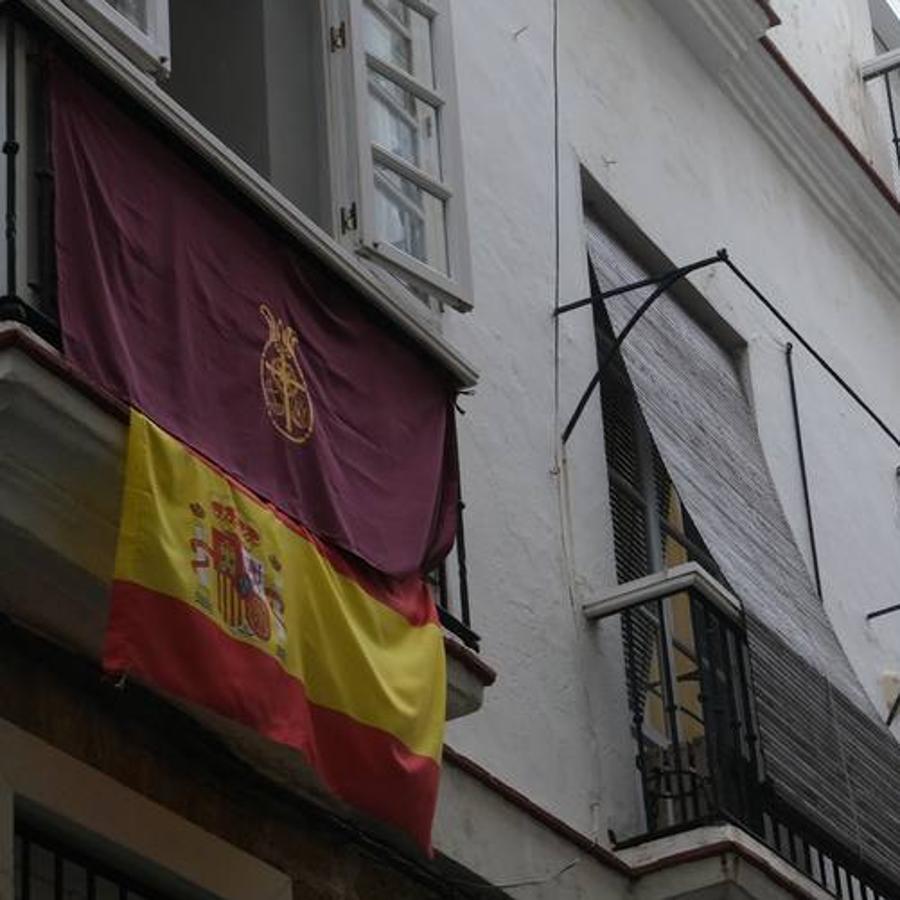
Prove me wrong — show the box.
[28,845,56,900]
[367,71,441,178]
[63,860,89,899]
[97,877,123,900]
[14,836,23,900]
[363,0,435,88]
[103,0,148,32]
[373,163,448,273]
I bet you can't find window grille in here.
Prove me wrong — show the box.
[15,823,193,900]
[594,296,762,833]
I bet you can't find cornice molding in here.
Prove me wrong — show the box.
[654,0,900,297]
[726,39,900,293]
[650,0,773,75]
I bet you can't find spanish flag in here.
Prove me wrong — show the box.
[104,411,446,851]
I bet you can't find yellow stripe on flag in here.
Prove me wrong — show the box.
[114,411,445,761]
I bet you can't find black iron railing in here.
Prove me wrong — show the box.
[874,68,900,181]
[435,498,479,652]
[0,18,58,345]
[761,798,895,900]
[15,821,188,900]
[620,587,762,835]
[616,586,899,899]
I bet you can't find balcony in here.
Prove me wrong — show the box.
[0,4,490,738]
[585,563,900,900]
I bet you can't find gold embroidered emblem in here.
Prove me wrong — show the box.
[259,304,314,445]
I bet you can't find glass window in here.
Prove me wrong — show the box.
[63,0,170,73]
[373,163,448,273]
[367,72,442,178]
[103,0,149,32]
[360,1,447,275]
[363,0,435,87]
[329,0,470,304]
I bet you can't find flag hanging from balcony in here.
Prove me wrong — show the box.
[105,410,446,850]
[50,59,459,578]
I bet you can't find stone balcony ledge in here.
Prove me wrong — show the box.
[0,323,489,721]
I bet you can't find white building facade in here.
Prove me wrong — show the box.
[3,0,900,898]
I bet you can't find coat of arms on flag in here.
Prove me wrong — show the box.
[188,498,287,660]
[104,411,446,852]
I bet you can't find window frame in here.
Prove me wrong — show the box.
[61,0,170,74]
[870,0,900,51]
[325,0,472,311]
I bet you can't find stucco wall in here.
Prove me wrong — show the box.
[441,0,639,843]
[438,0,900,869]
[769,0,886,169]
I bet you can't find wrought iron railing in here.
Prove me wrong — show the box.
[872,68,900,182]
[762,797,895,900]
[0,17,58,345]
[619,586,762,835]
[435,498,479,652]
[613,585,898,899]
[16,820,187,900]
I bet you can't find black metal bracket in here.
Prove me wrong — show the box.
[562,249,900,457]
[887,690,900,728]
[560,250,727,443]
[785,343,823,601]
[866,602,900,622]
[554,250,726,318]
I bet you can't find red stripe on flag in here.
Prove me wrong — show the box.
[104,581,440,851]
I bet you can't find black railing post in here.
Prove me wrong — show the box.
[623,608,654,830]
[883,71,900,174]
[434,494,480,651]
[437,560,449,610]
[656,596,689,825]
[455,496,470,628]
[0,17,19,315]
[29,41,56,320]
[698,601,723,816]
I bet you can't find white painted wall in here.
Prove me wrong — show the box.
[435,0,900,879]
[12,0,900,894]
[769,0,883,162]
[439,0,644,847]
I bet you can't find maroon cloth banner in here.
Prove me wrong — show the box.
[50,61,459,577]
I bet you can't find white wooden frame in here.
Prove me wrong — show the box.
[61,0,170,74]
[326,0,472,310]
[581,562,743,625]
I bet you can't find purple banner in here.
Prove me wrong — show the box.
[51,61,458,577]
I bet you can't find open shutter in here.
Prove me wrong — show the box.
[327,0,472,308]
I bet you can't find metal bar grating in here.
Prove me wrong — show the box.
[14,823,181,900]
